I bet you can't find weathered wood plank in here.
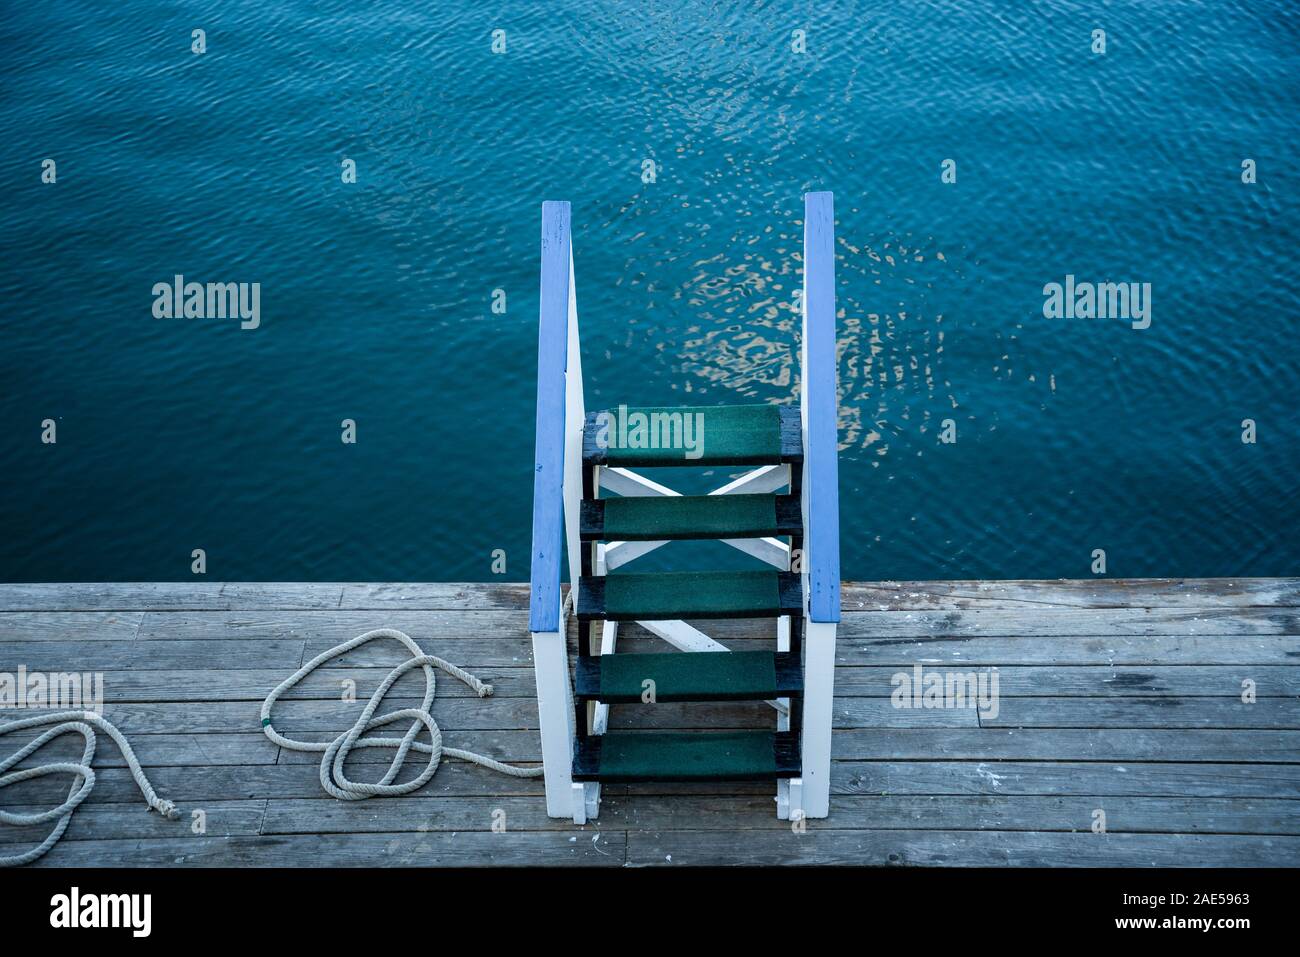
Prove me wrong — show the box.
[134,609,531,643]
[842,578,1300,610]
[832,728,1300,762]
[624,829,1300,867]
[340,582,530,610]
[29,830,626,867]
[599,794,1300,835]
[0,731,278,767]
[248,665,536,700]
[617,760,1300,799]
[0,761,546,807]
[0,800,265,846]
[260,796,572,834]
[0,583,344,612]
[22,821,1300,868]
[300,636,535,668]
[0,612,144,642]
[983,696,1300,729]
[836,634,1300,666]
[834,760,1300,799]
[832,665,1300,697]
[836,606,1300,637]
[0,639,305,671]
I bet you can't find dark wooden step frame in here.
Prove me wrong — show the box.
[574,650,805,703]
[573,730,803,783]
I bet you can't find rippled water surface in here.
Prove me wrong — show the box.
[1,1,1296,581]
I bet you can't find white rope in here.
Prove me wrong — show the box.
[261,627,545,799]
[0,711,180,868]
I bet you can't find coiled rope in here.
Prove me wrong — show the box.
[261,627,545,799]
[0,711,179,867]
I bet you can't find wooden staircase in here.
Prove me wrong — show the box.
[574,405,807,786]
[528,194,841,823]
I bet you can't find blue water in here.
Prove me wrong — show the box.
[1,1,1296,583]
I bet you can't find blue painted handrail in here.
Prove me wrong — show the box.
[528,201,572,633]
[803,192,841,623]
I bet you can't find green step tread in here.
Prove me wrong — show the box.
[573,730,801,782]
[575,650,802,702]
[581,493,802,541]
[582,404,802,467]
[577,570,802,621]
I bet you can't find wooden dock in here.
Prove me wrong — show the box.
[2,578,1297,867]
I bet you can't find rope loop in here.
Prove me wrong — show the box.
[261,628,543,801]
[1,712,178,867]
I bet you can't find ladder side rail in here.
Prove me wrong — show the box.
[798,191,841,819]
[529,200,580,818]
